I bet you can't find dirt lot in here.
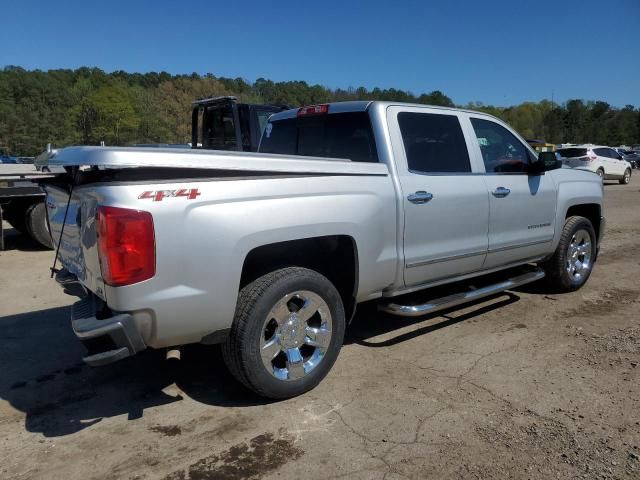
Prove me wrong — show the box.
[1,182,639,480]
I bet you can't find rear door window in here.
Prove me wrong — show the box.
[259,112,378,163]
[397,112,471,173]
[470,118,531,173]
[593,148,608,157]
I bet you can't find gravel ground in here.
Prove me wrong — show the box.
[0,182,638,480]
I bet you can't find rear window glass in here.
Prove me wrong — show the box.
[399,112,471,173]
[203,104,236,148]
[259,112,378,163]
[558,148,588,158]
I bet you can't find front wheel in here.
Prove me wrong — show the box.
[222,267,345,399]
[619,168,631,185]
[541,216,596,292]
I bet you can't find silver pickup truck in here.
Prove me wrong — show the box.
[42,101,604,399]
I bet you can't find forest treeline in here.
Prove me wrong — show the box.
[1,66,638,156]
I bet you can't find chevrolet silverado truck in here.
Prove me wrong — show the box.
[41,101,604,399]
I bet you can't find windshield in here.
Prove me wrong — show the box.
[259,112,378,163]
[558,148,588,158]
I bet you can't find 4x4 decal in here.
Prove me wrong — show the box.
[138,189,201,202]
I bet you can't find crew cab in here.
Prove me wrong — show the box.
[41,101,605,399]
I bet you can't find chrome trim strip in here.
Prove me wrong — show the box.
[406,170,532,177]
[379,268,545,317]
[487,239,551,253]
[405,239,551,269]
[406,250,486,269]
[388,255,547,297]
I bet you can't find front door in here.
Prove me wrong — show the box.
[388,106,489,286]
[467,116,557,269]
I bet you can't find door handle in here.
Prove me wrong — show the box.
[407,191,433,204]
[492,187,511,198]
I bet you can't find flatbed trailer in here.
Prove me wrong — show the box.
[0,166,54,250]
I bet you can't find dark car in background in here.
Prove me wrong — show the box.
[615,148,639,169]
[0,155,18,164]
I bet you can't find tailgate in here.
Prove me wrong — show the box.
[564,157,589,168]
[44,185,104,297]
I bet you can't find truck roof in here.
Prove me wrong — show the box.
[557,144,609,150]
[268,100,503,122]
[192,95,237,106]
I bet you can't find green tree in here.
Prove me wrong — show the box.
[89,84,139,145]
[418,90,454,107]
[0,66,638,154]
[564,99,587,143]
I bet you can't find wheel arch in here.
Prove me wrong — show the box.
[565,203,602,244]
[240,235,359,321]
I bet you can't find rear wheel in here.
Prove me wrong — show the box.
[222,267,345,399]
[25,202,53,249]
[541,216,596,292]
[619,168,631,185]
[596,168,604,180]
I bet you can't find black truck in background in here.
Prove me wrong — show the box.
[191,96,287,152]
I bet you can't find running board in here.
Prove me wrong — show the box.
[379,268,545,317]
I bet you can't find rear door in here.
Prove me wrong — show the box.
[387,106,489,286]
[593,148,614,176]
[605,148,626,176]
[467,116,557,268]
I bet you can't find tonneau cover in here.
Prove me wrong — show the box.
[42,146,389,176]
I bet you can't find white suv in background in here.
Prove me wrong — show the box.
[557,145,632,184]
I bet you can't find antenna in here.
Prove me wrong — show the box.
[550,89,555,142]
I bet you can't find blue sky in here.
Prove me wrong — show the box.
[1,0,639,107]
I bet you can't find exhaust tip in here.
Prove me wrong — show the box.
[166,348,181,361]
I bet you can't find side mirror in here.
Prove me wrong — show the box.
[529,151,562,175]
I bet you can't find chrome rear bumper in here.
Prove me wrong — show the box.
[71,296,146,366]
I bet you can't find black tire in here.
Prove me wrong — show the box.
[596,168,604,180]
[222,267,345,399]
[619,168,631,185]
[541,216,596,293]
[25,202,53,249]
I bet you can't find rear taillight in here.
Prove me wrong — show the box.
[579,155,596,162]
[96,206,155,287]
[297,104,329,117]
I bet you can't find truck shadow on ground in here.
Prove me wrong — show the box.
[0,292,520,438]
[345,292,520,347]
[0,306,269,438]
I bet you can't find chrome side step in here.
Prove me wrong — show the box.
[379,267,545,317]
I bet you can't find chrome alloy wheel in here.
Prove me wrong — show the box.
[624,170,631,183]
[259,291,333,381]
[566,229,592,283]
